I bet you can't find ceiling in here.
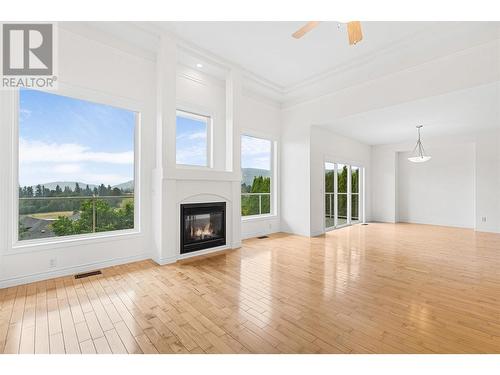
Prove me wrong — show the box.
[158,21,500,90]
[318,82,500,145]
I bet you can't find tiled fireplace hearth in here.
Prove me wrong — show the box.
[180,202,226,254]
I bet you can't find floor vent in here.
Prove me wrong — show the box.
[361,223,369,226]
[257,235,269,239]
[75,270,102,279]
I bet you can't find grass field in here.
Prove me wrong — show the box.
[29,211,74,220]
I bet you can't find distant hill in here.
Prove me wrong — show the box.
[27,180,134,192]
[112,180,134,192]
[241,168,270,187]
[36,181,97,191]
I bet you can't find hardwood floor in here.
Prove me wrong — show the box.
[2,222,500,354]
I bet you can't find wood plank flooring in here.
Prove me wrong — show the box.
[2,222,500,353]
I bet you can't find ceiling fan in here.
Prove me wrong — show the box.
[292,21,363,45]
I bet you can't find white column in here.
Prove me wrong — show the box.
[152,33,178,264]
[0,90,16,278]
[226,69,243,248]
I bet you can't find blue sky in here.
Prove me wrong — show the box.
[176,113,208,166]
[175,113,272,170]
[19,89,135,187]
[241,135,271,170]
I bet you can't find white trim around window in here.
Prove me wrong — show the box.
[175,106,213,169]
[10,83,143,250]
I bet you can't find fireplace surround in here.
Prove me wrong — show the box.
[180,202,226,254]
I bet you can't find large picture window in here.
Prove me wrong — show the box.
[241,135,273,217]
[18,89,137,242]
[176,109,211,167]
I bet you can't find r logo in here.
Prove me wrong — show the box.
[3,24,53,76]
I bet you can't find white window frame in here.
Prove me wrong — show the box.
[11,84,142,251]
[351,166,361,223]
[175,108,213,169]
[240,132,278,220]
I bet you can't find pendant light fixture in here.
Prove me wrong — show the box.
[408,125,431,163]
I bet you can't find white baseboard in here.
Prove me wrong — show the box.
[0,253,153,289]
[475,228,500,234]
[310,229,325,237]
[153,255,177,265]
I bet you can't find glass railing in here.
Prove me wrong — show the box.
[325,192,354,227]
[18,195,134,241]
[241,192,271,216]
[325,192,335,228]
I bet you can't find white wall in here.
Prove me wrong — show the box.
[280,109,311,236]
[371,147,398,223]
[475,130,500,232]
[371,130,500,233]
[309,126,371,236]
[397,143,475,228]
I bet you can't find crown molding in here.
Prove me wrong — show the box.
[282,37,500,113]
[59,22,158,62]
[61,22,500,110]
[281,22,500,108]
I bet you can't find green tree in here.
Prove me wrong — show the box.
[35,184,42,197]
[51,216,79,236]
[18,222,28,240]
[111,187,122,196]
[51,198,134,237]
[85,185,92,196]
[241,176,271,216]
[325,171,334,193]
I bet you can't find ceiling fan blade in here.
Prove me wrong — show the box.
[292,21,320,39]
[347,21,363,45]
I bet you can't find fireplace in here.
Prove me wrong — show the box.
[180,202,226,254]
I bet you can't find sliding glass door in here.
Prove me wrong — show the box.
[324,162,363,230]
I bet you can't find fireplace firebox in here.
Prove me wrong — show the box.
[180,202,226,254]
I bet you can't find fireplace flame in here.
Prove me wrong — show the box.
[191,223,214,240]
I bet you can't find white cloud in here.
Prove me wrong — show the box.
[19,109,32,123]
[241,135,271,169]
[19,166,132,187]
[76,173,132,186]
[241,135,271,155]
[176,144,207,165]
[188,131,207,140]
[19,138,133,164]
[52,163,82,174]
[176,131,207,141]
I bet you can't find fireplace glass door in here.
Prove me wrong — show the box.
[181,202,226,254]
